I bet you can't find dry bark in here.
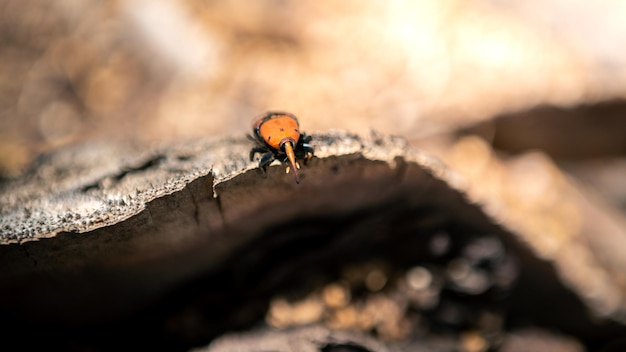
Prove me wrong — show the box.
[1,131,624,351]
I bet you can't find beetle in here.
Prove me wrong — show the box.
[249,111,314,184]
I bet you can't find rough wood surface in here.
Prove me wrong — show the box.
[1,131,625,351]
[0,131,448,321]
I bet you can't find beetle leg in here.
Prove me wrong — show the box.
[301,143,314,153]
[250,146,268,162]
[258,152,275,173]
[301,143,315,164]
[301,133,312,143]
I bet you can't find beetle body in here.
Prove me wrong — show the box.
[249,111,314,184]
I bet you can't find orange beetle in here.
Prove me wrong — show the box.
[249,111,314,184]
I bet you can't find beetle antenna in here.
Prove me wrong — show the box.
[283,141,300,184]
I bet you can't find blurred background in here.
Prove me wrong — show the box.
[4,1,626,349]
[2,0,626,230]
[1,0,625,164]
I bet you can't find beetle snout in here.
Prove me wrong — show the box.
[279,138,297,152]
[280,139,300,184]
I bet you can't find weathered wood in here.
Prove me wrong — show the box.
[1,131,625,350]
[0,132,450,322]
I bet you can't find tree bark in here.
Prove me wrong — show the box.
[1,131,624,351]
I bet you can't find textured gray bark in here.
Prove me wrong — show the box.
[0,132,454,321]
[0,131,624,351]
